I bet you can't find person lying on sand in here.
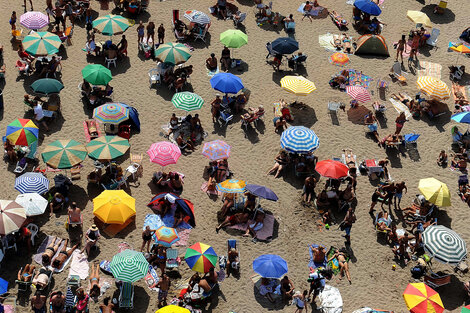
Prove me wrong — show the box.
[52,239,78,269]
[42,237,61,265]
[310,245,326,263]
[327,249,351,283]
[243,210,265,237]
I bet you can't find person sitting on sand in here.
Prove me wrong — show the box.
[149,244,167,275]
[316,190,330,212]
[52,239,78,269]
[89,263,101,301]
[206,53,218,71]
[280,276,295,303]
[227,247,240,277]
[364,111,380,142]
[327,249,351,283]
[18,264,35,282]
[99,297,115,313]
[259,278,277,303]
[267,150,289,178]
[74,287,89,313]
[380,134,402,148]
[50,291,65,313]
[176,133,195,151]
[49,192,66,216]
[169,172,184,194]
[216,209,250,233]
[451,153,468,170]
[273,116,287,133]
[219,193,235,218]
[31,290,47,313]
[437,150,448,167]
[302,1,313,22]
[244,191,257,211]
[311,245,326,263]
[243,210,265,237]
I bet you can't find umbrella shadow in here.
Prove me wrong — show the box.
[289,102,317,128]
[241,123,260,144]
[156,85,175,101]
[434,208,452,228]
[133,285,151,312]
[191,33,212,50]
[109,56,131,76]
[436,275,465,311]
[252,280,286,310]
[420,5,456,24]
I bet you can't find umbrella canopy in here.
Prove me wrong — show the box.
[253,254,288,279]
[185,242,218,273]
[462,305,470,313]
[22,31,61,56]
[41,139,88,169]
[15,193,48,216]
[86,136,130,160]
[201,140,231,160]
[20,11,49,30]
[184,10,211,25]
[315,160,349,179]
[418,178,451,207]
[422,225,467,265]
[329,52,350,66]
[156,305,190,313]
[280,76,316,96]
[93,14,129,36]
[147,142,181,167]
[271,37,299,55]
[82,64,113,85]
[15,172,49,194]
[171,92,204,111]
[0,278,7,295]
[216,179,246,193]
[5,118,39,146]
[280,126,319,154]
[407,10,432,27]
[30,78,64,95]
[246,184,278,201]
[346,86,372,103]
[154,226,180,247]
[110,249,148,282]
[403,283,444,313]
[0,200,26,235]
[154,42,192,65]
[148,193,196,227]
[417,76,450,101]
[451,112,470,124]
[210,72,244,94]
[220,29,248,49]
[93,190,136,224]
[354,0,381,16]
[93,103,130,124]
[450,45,470,54]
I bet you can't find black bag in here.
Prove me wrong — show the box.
[410,265,424,278]
[86,22,92,31]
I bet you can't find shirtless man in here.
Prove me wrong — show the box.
[381,182,396,210]
[18,264,35,282]
[100,297,115,313]
[327,249,351,283]
[50,291,65,313]
[52,239,79,269]
[302,1,313,22]
[42,237,61,265]
[54,6,66,31]
[227,248,239,277]
[68,202,82,229]
[206,53,218,71]
[394,181,407,209]
[310,245,326,263]
[31,290,47,313]
[156,274,170,308]
[392,232,414,264]
[364,112,380,142]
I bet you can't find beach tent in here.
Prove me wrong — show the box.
[147,192,196,227]
[354,34,389,57]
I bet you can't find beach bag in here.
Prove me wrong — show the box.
[410,265,424,278]
[86,22,92,31]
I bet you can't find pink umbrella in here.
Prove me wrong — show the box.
[20,12,49,30]
[346,85,371,103]
[147,141,181,166]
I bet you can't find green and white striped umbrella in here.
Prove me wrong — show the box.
[93,14,130,36]
[171,92,204,111]
[110,249,149,283]
[154,42,192,65]
[422,225,467,265]
[22,31,61,56]
[86,136,130,161]
[41,139,87,169]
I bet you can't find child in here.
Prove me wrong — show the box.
[156,274,170,308]
[293,290,308,312]
[437,150,448,167]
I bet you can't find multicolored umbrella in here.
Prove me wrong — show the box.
[93,103,129,124]
[280,76,316,96]
[329,52,350,66]
[403,283,444,313]
[346,85,372,103]
[253,254,288,279]
[407,10,432,27]
[418,177,451,207]
[110,249,148,282]
[450,45,470,54]
[210,73,244,94]
[154,43,192,65]
[315,160,349,179]
[0,200,26,236]
[86,136,130,160]
[422,225,467,265]
[280,126,319,154]
[417,76,450,101]
[202,140,231,160]
[462,305,470,313]
[93,14,130,36]
[171,92,204,111]
[15,173,49,194]
[15,193,48,216]
[220,29,248,49]
[41,139,88,169]
[20,12,49,30]
[82,64,113,85]
[93,190,136,224]
[246,184,278,201]
[184,10,211,25]
[5,119,39,146]
[22,31,61,56]
[30,78,64,95]
[216,179,246,193]
[147,142,181,167]
[154,226,180,247]
[185,242,218,273]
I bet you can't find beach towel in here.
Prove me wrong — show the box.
[118,242,132,253]
[308,244,327,269]
[341,153,362,175]
[417,61,442,79]
[33,236,67,266]
[319,285,343,313]
[145,265,160,291]
[201,181,222,196]
[326,246,350,275]
[68,250,89,279]
[319,34,337,52]
[173,228,191,247]
[207,67,220,77]
[347,105,370,124]
[3,305,14,313]
[389,98,412,119]
[99,260,112,275]
[348,69,373,88]
[228,213,275,241]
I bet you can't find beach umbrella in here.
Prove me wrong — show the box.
[315,160,349,179]
[210,72,244,94]
[246,184,278,201]
[0,278,8,295]
[184,10,211,25]
[41,139,87,169]
[417,76,450,101]
[30,78,64,95]
[147,142,181,167]
[418,177,451,207]
[220,29,248,49]
[154,226,180,247]
[15,193,48,216]
[403,283,444,313]
[184,242,218,273]
[354,0,381,16]
[22,31,61,56]
[93,14,129,36]
[253,254,288,279]
[156,305,190,313]
[93,103,129,124]
[171,92,204,111]
[280,126,319,154]
[201,140,231,160]
[346,86,372,103]
[86,136,130,161]
[93,190,136,224]
[280,76,316,96]
[451,112,470,124]
[329,52,350,66]
[271,37,299,55]
[5,119,39,146]
[110,249,148,282]
[216,179,246,193]
[20,12,49,30]
[462,305,470,313]
[407,10,432,27]
[0,200,26,236]
[15,172,49,194]
[422,225,467,264]
[154,42,192,65]
[451,45,470,64]
[82,64,113,86]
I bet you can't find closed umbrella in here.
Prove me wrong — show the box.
[280,76,316,96]
[315,160,349,179]
[354,0,381,16]
[202,140,231,160]
[220,29,248,49]
[86,136,130,160]
[246,184,278,201]
[31,78,64,95]
[407,10,432,27]
[15,173,49,194]
[216,179,246,193]
[422,225,467,265]
[171,92,204,111]
[184,10,211,25]
[110,249,148,282]
[22,31,61,56]
[418,178,451,207]
[403,283,444,313]
[15,193,48,216]
[20,11,49,30]
[154,43,192,65]
[184,242,218,273]
[154,226,180,247]
[346,86,371,103]
[93,190,136,224]
[329,52,350,67]
[41,139,88,169]
[253,254,288,278]
[5,119,39,146]
[271,37,299,55]
[93,103,129,124]
[417,76,450,101]
[452,112,470,124]
[147,142,181,167]
[210,73,244,94]
[82,64,112,86]
[280,126,319,154]
[93,14,129,36]
[0,200,26,235]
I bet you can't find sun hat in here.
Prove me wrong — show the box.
[90,224,98,231]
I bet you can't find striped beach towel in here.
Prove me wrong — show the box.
[417,61,442,79]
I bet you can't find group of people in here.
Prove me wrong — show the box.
[85,33,128,60]
[136,21,165,45]
[206,47,232,72]
[352,6,386,34]
[267,150,317,179]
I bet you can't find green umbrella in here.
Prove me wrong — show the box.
[82,64,112,86]
[110,250,148,283]
[154,43,192,65]
[41,139,87,169]
[22,31,61,56]
[86,135,130,160]
[93,14,129,36]
[30,78,64,95]
[220,29,248,49]
[171,92,204,111]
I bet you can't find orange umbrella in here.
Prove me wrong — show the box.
[403,283,444,313]
[450,45,470,64]
[329,52,350,66]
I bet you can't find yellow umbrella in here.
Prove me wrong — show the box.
[403,283,444,313]
[280,76,316,96]
[93,190,136,224]
[407,10,432,27]
[216,179,246,193]
[418,178,451,207]
[416,76,450,101]
[450,45,470,54]
[156,305,190,313]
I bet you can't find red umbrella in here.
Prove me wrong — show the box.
[315,160,349,179]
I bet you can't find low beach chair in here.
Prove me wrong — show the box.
[233,12,247,28]
[375,213,392,233]
[390,62,407,84]
[364,159,383,179]
[194,24,209,43]
[424,272,451,289]
[427,28,440,47]
[119,282,134,308]
[166,248,179,271]
[227,239,240,276]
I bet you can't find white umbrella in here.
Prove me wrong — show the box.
[15,193,48,216]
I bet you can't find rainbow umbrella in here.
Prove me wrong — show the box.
[329,52,350,66]
[403,283,444,313]
[184,242,218,273]
[5,119,39,146]
[462,305,470,313]
[93,103,129,124]
[154,226,180,247]
[22,31,61,56]
[216,179,246,193]
[147,142,181,167]
[201,140,231,160]
[93,14,129,36]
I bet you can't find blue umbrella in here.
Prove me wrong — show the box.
[246,184,278,201]
[271,37,299,55]
[253,254,288,278]
[15,172,50,194]
[0,278,8,294]
[280,126,319,154]
[354,0,381,16]
[210,73,244,94]
[120,103,141,132]
[451,112,470,124]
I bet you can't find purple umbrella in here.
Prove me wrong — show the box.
[246,184,278,201]
[20,12,49,30]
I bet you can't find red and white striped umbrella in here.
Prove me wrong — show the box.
[147,141,181,167]
[346,85,372,103]
[0,200,26,235]
[20,12,49,30]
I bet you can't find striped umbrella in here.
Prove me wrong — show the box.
[403,283,444,313]
[82,64,113,86]
[41,139,88,169]
[147,142,181,167]
[422,225,467,265]
[184,10,211,25]
[171,92,204,111]
[185,242,218,273]
[346,85,371,103]
[280,126,319,154]
[154,43,192,65]
[93,14,130,36]
[86,136,130,160]
[5,119,39,146]
[156,306,190,313]
[0,200,26,236]
[154,226,180,247]
[20,12,49,30]
[202,140,231,160]
[15,193,48,216]
[329,52,350,66]
[110,249,148,282]
[22,31,61,56]
[15,172,49,194]
[417,76,450,101]
[216,179,246,193]
[93,103,129,124]
[451,112,470,124]
[220,29,248,49]
[280,76,316,96]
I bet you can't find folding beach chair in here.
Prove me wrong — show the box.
[375,213,392,234]
[119,282,134,309]
[427,28,440,48]
[227,239,240,276]
[364,159,383,180]
[233,12,247,29]
[194,24,209,43]
[166,248,179,271]
[390,62,407,84]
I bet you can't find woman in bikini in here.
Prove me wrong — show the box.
[52,239,79,270]
[244,210,265,237]
[216,159,229,182]
[327,249,351,283]
[331,35,343,51]
[376,211,391,232]
[216,210,250,233]
[169,173,183,195]
[343,149,357,171]
[396,34,407,63]
[267,150,289,178]
[395,112,407,134]
[42,237,62,265]
[341,33,352,54]
[18,264,35,282]
[89,263,101,301]
[141,226,155,253]
[219,193,235,218]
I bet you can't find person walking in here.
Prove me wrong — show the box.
[341,207,356,245]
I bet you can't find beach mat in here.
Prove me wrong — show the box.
[326,246,341,274]
[145,265,160,291]
[348,69,373,88]
[347,105,370,124]
[173,228,191,247]
[102,217,134,237]
[33,236,66,266]
[417,61,442,79]
[228,213,275,241]
[308,244,327,269]
[201,181,222,196]
[389,98,412,119]
[68,250,89,280]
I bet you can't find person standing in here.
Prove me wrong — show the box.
[147,21,155,43]
[395,112,407,134]
[157,24,165,44]
[24,0,33,12]
[395,34,407,64]
[10,11,17,30]
[342,207,356,245]
[394,181,407,209]
[33,101,49,131]
[156,274,170,308]
[137,21,145,44]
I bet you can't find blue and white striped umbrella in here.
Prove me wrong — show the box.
[451,112,470,124]
[15,173,50,194]
[280,126,319,154]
